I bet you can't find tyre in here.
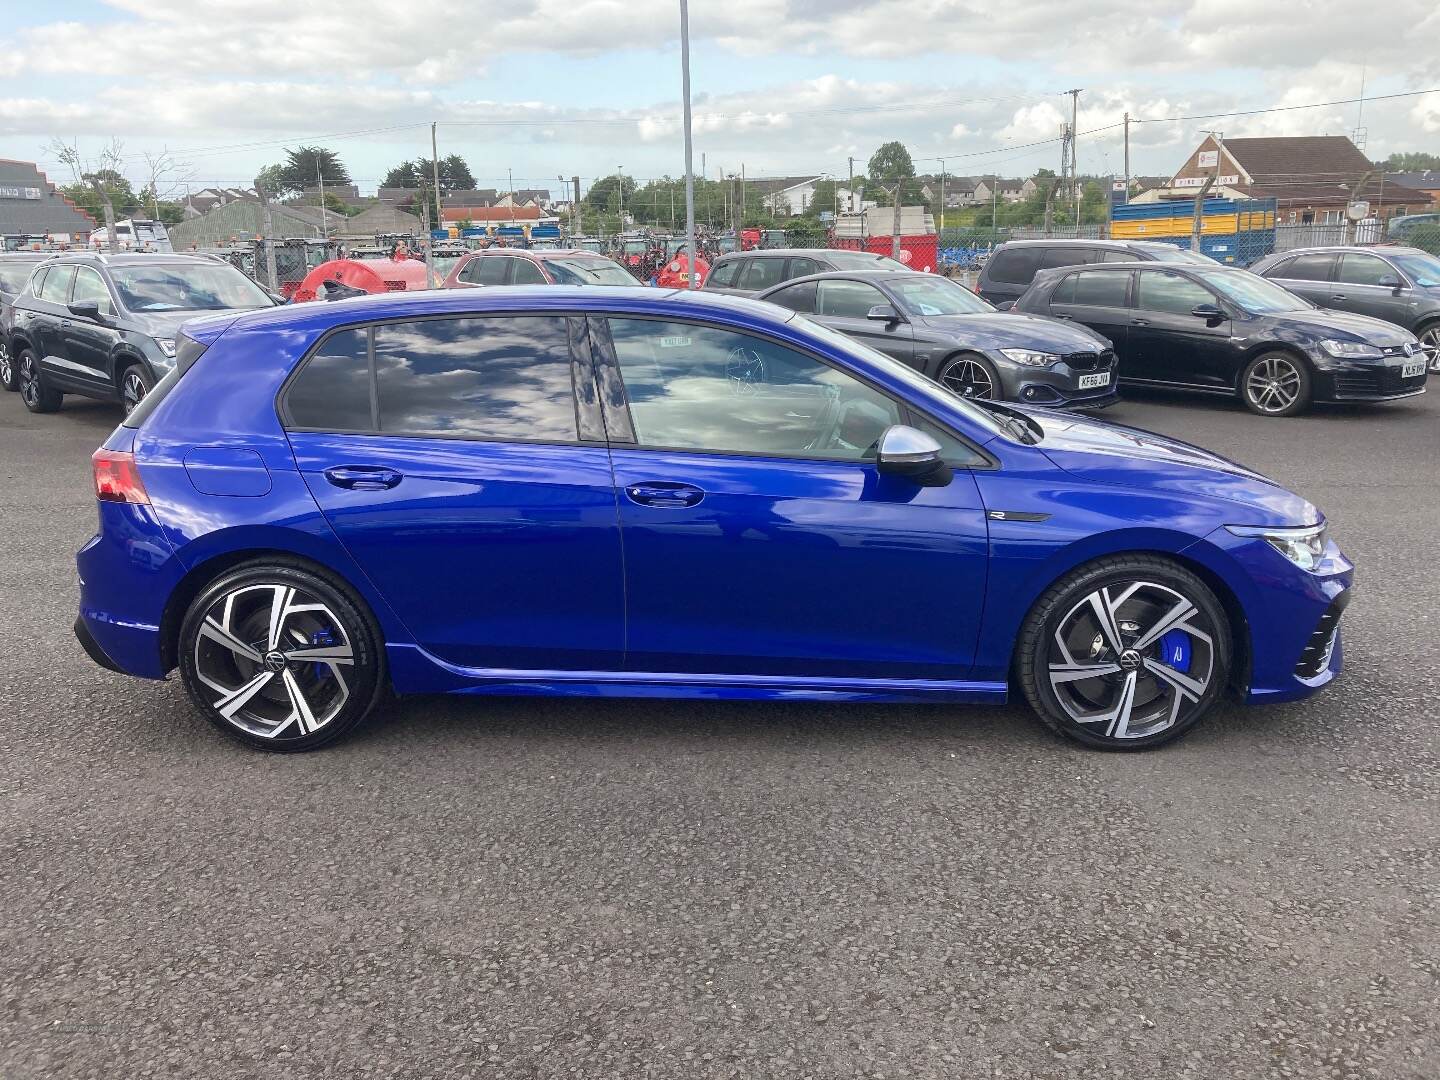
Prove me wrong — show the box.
[17,347,61,413]
[0,340,16,391]
[177,560,386,752]
[1016,555,1232,750]
[937,351,1001,400]
[1417,321,1440,374]
[119,361,155,418]
[1239,351,1311,417]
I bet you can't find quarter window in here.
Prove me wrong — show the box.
[706,260,739,288]
[286,328,373,431]
[1336,253,1395,287]
[374,316,576,441]
[1135,271,1215,316]
[607,318,901,460]
[816,279,888,318]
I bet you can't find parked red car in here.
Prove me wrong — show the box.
[443,248,638,288]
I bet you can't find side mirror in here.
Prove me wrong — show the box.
[995,300,1017,311]
[1377,275,1403,293]
[1191,302,1225,322]
[876,425,952,487]
[68,299,103,321]
[866,303,902,324]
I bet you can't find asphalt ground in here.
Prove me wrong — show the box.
[1,380,1437,1079]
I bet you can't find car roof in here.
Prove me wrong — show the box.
[206,285,794,337]
[1260,245,1426,257]
[758,269,928,290]
[0,250,53,261]
[466,248,600,259]
[997,238,1172,250]
[717,248,841,259]
[47,252,216,268]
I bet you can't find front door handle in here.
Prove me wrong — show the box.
[323,465,403,490]
[1330,294,1347,301]
[625,481,704,508]
[1130,318,1150,326]
[1052,312,1073,320]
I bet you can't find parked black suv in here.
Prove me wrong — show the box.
[703,247,908,297]
[7,252,275,416]
[976,239,1217,307]
[1248,246,1440,372]
[0,251,52,391]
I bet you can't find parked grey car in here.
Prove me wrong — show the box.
[6,252,276,416]
[703,247,908,297]
[758,270,1119,407]
[976,239,1218,307]
[1250,246,1440,372]
[0,251,53,391]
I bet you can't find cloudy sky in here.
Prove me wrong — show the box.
[3,0,1439,197]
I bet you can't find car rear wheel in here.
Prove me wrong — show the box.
[178,561,386,752]
[1017,555,1232,750]
[0,340,16,391]
[1418,322,1440,373]
[1240,351,1311,417]
[17,348,62,413]
[119,362,154,417]
[938,352,1000,400]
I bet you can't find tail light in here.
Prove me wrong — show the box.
[92,448,149,504]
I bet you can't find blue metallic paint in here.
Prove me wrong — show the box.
[76,286,1353,712]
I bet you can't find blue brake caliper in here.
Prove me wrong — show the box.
[310,629,335,680]
[1158,629,1192,672]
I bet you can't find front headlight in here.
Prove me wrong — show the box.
[999,348,1058,367]
[155,337,178,358]
[1226,523,1328,570]
[1320,339,1382,359]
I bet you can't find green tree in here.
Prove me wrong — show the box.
[868,141,916,257]
[1377,151,1440,172]
[261,146,351,199]
[62,169,141,221]
[586,173,637,213]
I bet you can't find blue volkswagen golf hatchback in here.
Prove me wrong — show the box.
[75,287,1352,752]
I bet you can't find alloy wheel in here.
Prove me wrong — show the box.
[939,357,995,399]
[1421,326,1440,373]
[1046,580,1217,741]
[19,353,39,408]
[0,342,10,388]
[1245,355,1301,414]
[121,370,147,415]
[192,583,355,740]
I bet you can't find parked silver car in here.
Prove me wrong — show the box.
[1250,246,1440,372]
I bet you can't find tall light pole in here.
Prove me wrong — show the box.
[617,165,625,230]
[679,0,698,286]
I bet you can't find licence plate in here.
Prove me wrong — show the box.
[1401,358,1425,378]
[1078,371,1111,389]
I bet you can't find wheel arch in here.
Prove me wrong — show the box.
[109,347,151,388]
[1000,540,1252,696]
[1234,341,1312,389]
[159,547,387,674]
[933,348,999,390]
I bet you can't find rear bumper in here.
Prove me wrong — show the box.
[74,615,126,675]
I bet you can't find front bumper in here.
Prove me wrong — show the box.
[1190,527,1354,705]
[997,349,1120,409]
[1312,351,1429,402]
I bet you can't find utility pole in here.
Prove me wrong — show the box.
[848,156,855,213]
[316,159,327,241]
[507,167,515,224]
[431,122,444,241]
[617,165,625,229]
[573,175,582,237]
[938,158,946,234]
[1192,130,1222,252]
[1065,88,1082,227]
[256,179,278,291]
[679,0,698,286]
[84,173,118,253]
[1122,112,1131,204]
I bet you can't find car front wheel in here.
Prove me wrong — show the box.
[177,561,386,751]
[1017,555,1232,750]
[1418,322,1440,373]
[17,348,62,413]
[0,340,16,391]
[938,352,1001,400]
[119,362,154,417]
[1240,351,1311,417]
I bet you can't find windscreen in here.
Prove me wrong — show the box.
[110,263,275,312]
[888,275,994,315]
[543,257,637,286]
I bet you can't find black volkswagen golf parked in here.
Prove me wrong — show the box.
[758,270,1119,407]
[1013,261,1428,416]
[7,252,275,416]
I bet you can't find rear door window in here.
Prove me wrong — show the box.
[765,280,817,313]
[39,264,75,304]
[737,258,787,292]
[1041,247,1095,270]
[511,259,548,285]
[1070,270,1131,307]
[461,257,512,286]
[284,328,374,431]
[374,316,577,441]
[1274,253,1335,282]
[786,256,823,278]
[986,247,1043,285]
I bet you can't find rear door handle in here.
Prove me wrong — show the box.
[625,481,704,508]
[1330,294,1347,301]
[1052,312,1073,320]
[1130,318,1150,326]
[323,465,403,490]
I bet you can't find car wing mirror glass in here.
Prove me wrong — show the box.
[876,425,951,487]
[867,303,902,323]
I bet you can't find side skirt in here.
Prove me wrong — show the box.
[386,643,1008,704]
